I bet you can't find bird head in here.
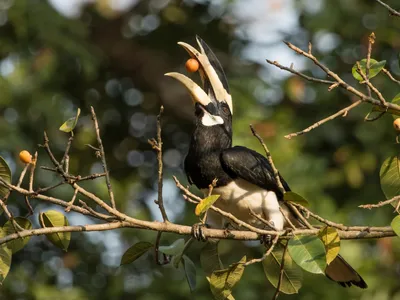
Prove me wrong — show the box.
[165,36,233,131]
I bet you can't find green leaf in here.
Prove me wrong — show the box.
[159,238,185,256]
[200,241,223,280]
[262,243,303,294]
[59,108,81,133]
[0,156,11,214]
[210,256,246,300]
[182,255,197,292]
[283,192,309,207]
[39,210,71,251]
[172,238,194,268]
[195,195,220,216]
[287,235,326,274]
[380,155,400,208]
[352,59,386,81]
[391,215,400,237]
[391,93,400,119]
[120,242,153,266]
[318,226,340,265]
[0,238,11,284]
[200,242,235,299]
[3,217,32,253]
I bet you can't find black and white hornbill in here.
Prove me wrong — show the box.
[165,36,367,289]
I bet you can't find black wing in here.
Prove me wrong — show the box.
[220,146,290,198]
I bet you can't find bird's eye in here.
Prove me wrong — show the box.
[222,105,230,114]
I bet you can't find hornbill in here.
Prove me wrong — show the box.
[165,36,367,289]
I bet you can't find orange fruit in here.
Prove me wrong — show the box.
[394,118,400,132]
[185,58,199,73]
[19,150,32,164]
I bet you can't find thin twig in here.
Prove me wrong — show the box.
[60,133,73,167]
[290,202,384,232]
[0,177,110,221]
[148,106,169,222]
[382,68,400,85]
[76,173,107,181]
[65,188,79,212]
[250,125,285,194]
[65,155,70,174]
[365,32,375,100]
[364,109,387,122]
[284,100,362,139]
[359,195,400,212]
[249,208,276,230]
[42,132,69,181]
[244,235,280,266]
[34,181,65,194]
[0,197,13,220]
[85,144,100,151]
[265,60,335,85]
[0,198,24,233]
[202,178,218,224]
[78,200,117,221]
[286,203,314,229]
[273,242,288,300]
[16,164,30,188]
[375,0,400,17]
[356,61,386,104]
[90,106,116,209]
[24,196,33,216]
[40,166,57,172]
[154,231,170,265]
[29,151,38,192]
[279,207,296,229]
[283,41,397,111]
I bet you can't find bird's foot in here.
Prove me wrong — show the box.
[260,234,272,245]
[192,222,209,242]
[222,223,236,239]
[260,221,276,246]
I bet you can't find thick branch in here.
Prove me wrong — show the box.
[0,217,395,247]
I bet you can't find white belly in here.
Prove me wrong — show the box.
[201,179,285,230]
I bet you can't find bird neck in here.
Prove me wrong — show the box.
[184,123,233,189]
[189,123,232,156]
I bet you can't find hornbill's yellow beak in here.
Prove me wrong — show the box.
[165,36,233,115]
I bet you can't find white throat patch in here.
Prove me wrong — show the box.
[201,113,224,127]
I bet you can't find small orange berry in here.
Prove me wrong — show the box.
[394,118,400,132]
[185,58,199,73]
[19,150,32,164]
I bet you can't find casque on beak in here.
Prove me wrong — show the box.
[165,36,233,115]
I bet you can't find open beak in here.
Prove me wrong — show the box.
[165,36,233,114]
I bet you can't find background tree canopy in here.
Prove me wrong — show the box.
[0,0,399,299]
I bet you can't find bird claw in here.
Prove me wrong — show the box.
[260,221,275,246]
[192,222,208,242]
[260,234,272,245]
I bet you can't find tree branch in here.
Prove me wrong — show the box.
[375,0,400,17]
[90,106,116,209]
[250,125,285,194]
[284,100,362,139]
[148,106,169,222]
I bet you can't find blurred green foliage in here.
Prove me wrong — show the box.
[0,0,399,299]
